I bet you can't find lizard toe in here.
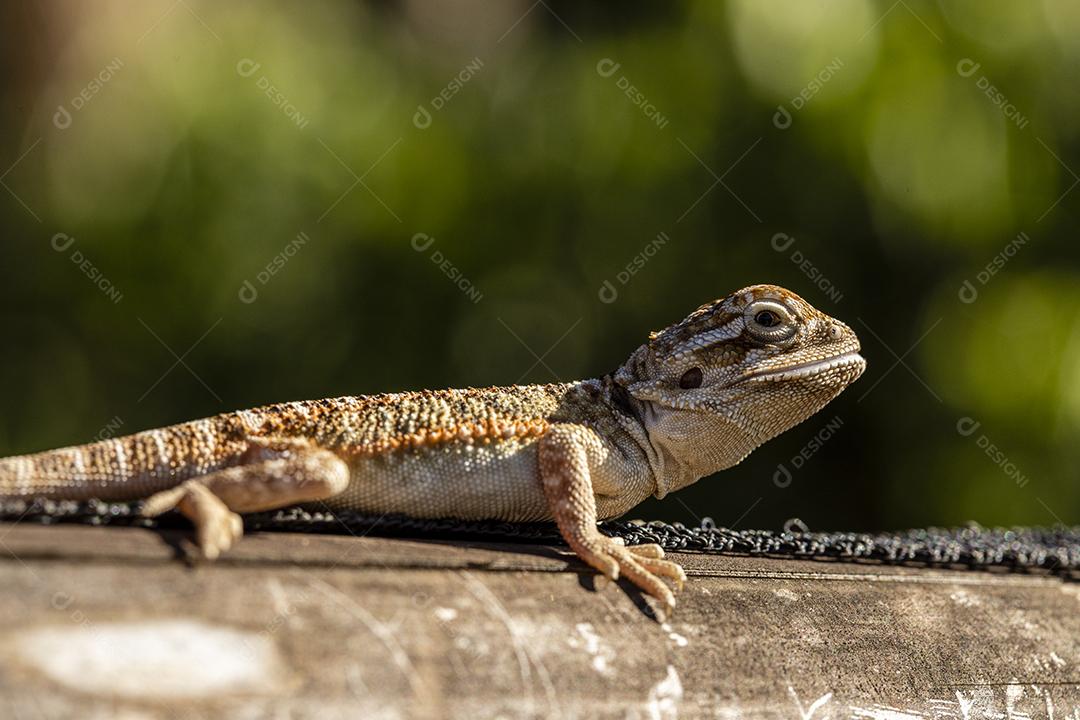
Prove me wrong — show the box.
[601,558,620,582]
[611,549,678,613]
[196,507,243,560]
[634,555,687,592]
[141,485,187,518]
[228,512,244,544]
[579,544,621,581]
[625,542,665,560]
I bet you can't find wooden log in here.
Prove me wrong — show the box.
[0,523,1076,718]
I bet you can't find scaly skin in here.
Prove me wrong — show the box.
[0,284,865,614]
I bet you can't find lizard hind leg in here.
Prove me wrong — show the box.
[142,441,350,559]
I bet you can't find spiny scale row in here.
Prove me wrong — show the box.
[346,417,551,457]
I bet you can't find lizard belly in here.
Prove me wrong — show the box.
[327,437,553,522]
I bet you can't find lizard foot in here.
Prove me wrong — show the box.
[575,534,687,615]
[139,444,349,559]
[143,480,244,560]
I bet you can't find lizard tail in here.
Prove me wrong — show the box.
[0,415,251,501]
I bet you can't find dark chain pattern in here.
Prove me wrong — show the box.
[2,498,1077,577]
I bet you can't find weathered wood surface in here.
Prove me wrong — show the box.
[0,523,1077,719]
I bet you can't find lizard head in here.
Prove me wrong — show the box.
[614,284,865,492]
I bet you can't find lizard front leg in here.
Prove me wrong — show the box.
[538,424,687,615]
[142,438,349,559]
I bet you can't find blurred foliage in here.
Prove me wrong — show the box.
[0,0,1077,531]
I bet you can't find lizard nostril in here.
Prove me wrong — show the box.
[828,324,843,341]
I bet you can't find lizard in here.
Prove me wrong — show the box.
[0,284,864,614]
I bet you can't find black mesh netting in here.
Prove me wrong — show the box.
[2,498,1077,577]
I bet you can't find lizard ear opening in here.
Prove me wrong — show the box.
[678,367,703,389]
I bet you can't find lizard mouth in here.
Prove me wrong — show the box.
[740,351,866,383]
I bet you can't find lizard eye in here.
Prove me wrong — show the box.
[678,367,703,389]
[745,300,797,343]
[755,310,780,327]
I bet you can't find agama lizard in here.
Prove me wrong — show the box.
[0,284,864,613]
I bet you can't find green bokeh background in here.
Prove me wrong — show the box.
[1,0,1077,531]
